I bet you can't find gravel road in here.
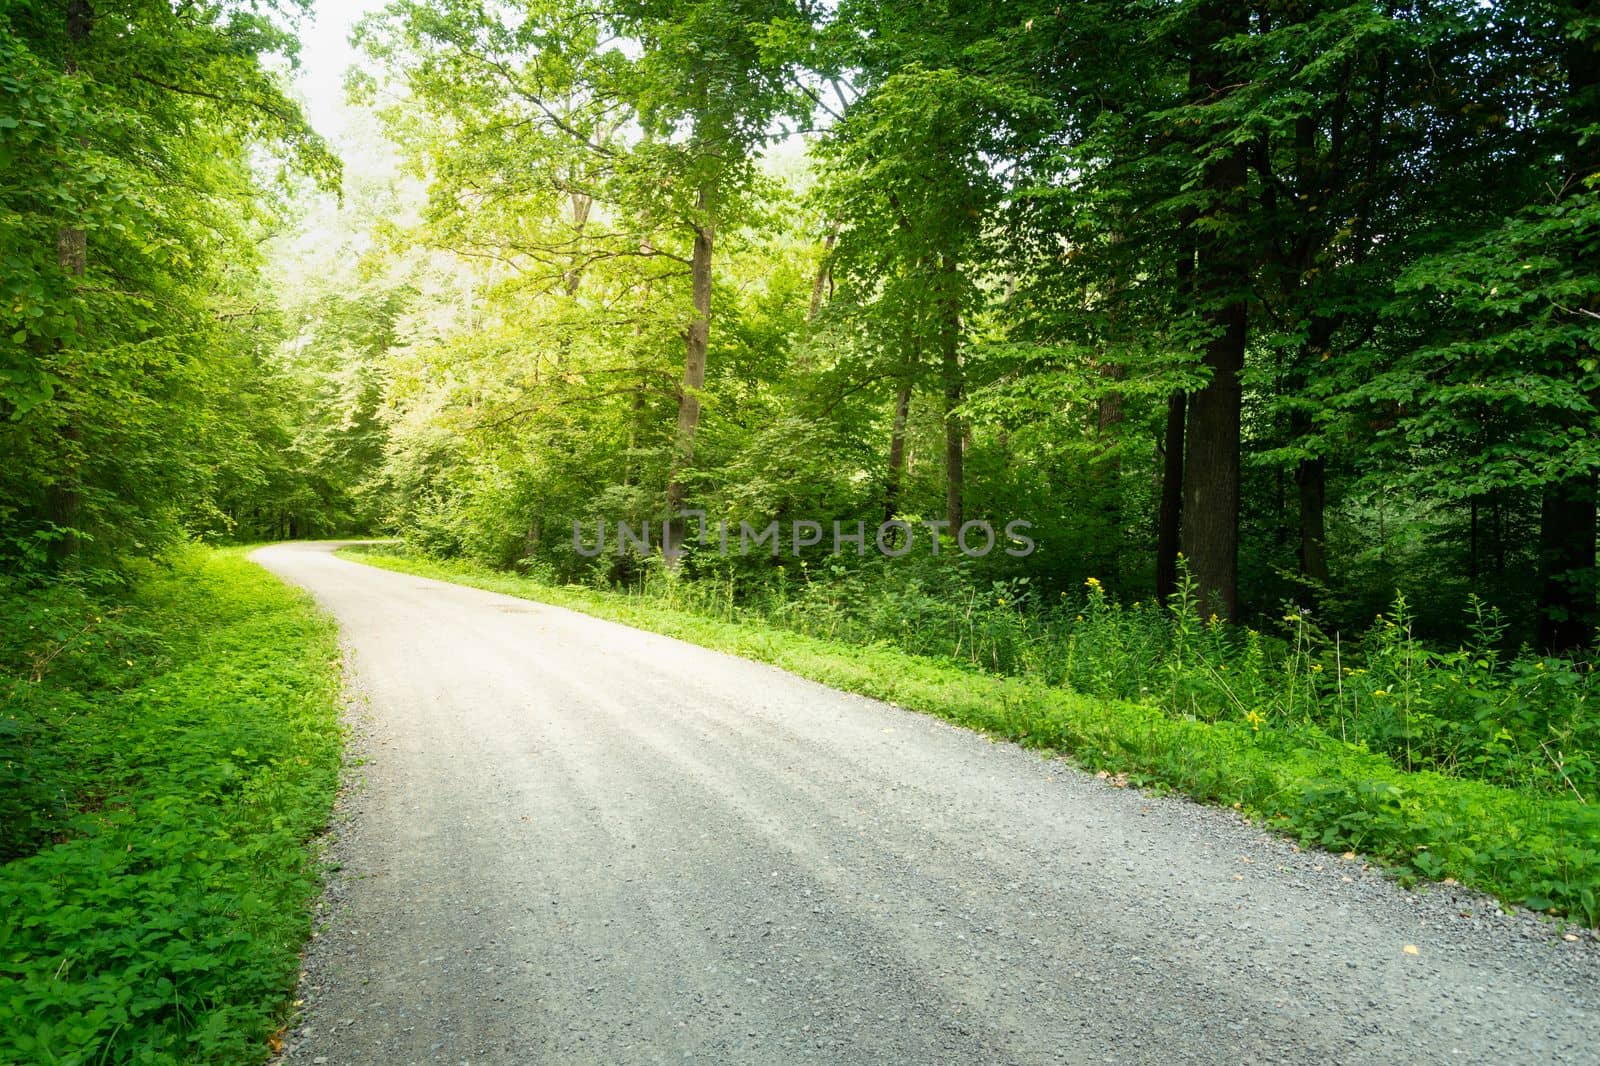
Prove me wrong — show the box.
[253,542,1600,1065]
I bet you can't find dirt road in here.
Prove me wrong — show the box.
[253,542,1600,1064]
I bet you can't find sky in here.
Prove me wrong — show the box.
[295,0,393,142]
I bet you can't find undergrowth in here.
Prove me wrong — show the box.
[342,545,1600,927]
[0,548,343,1064]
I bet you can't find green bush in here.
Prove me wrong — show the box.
[0,549,343,1064]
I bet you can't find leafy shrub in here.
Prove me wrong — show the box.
[0,549,343,1064]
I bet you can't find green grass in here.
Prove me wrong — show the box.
[0,547,344,1064]
[342,547,1600,928]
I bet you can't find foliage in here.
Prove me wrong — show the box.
[0,0,338,576]
[0,549,343,1064]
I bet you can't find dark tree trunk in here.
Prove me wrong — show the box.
[1468,495,1479,581]
[1295,456,1329,586]
[1538,473,1597,654]
[665,187,714,555]
[1156,392,1186,606]
[1158,212,1196,608]
[1178,3,1250,623]
[1096,363,1127,582]
[1180,301,1246,623]
[46,0,93,567]
[1291,317,1335,591]
[939,255,963,534]
[884,382,912,523]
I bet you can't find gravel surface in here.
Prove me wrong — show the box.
[253,542,1600,1065]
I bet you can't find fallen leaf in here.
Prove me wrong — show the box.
[1402,944,1419,956]
[1564,933,1580,942]
[1342,851,1357,860]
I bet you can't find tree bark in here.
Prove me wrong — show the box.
[884,382,912,523]
[1295,455,1329,585]
[806,224,838,322]
[938,256,963,534]
[1178,3,1250,623]
[47,0,93,566]
[1096,362,1127,583]
[1156,391,1186,605]
[665,187,714,536]
[1538,475,1597,654]
[1292,317,1335,590]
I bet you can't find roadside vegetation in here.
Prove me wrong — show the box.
[2,2,1597,1051]
[345,546,1600,927]
[0,549,343,1064]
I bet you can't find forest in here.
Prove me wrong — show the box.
[2,0,1600,1056]
[6,0,1599,645]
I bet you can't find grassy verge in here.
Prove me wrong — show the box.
[342,547,1600,927]
[0,547,343,1063]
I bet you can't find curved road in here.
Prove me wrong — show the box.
[255,542,1600,1065]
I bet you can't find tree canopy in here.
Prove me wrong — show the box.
[3,0,1597,654]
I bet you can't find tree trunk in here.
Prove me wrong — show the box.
[939,256,963,534]
[1538,475,1597,654]
[1295,455,1329,586]
[1178,3,1250,623]
[1156,391,1186,605]
[47,0,93,567]
[665,188,714,539]
[1292,317,1335,591]
[1096,363,1127,583]
[806,224,838,322]
[1180,300,1246,624]
[884,382,912,523]
[623,379,647,488]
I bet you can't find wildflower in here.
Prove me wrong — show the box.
[1536,662,1546,671]
[996,597,1007,607]
[1373,689,1388,698]
[1076,614,1084,622]
[1085,576,1103,591]
[1132,601,1141,609]
[1310,663,1323,673]
[1245,710,1264,731]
